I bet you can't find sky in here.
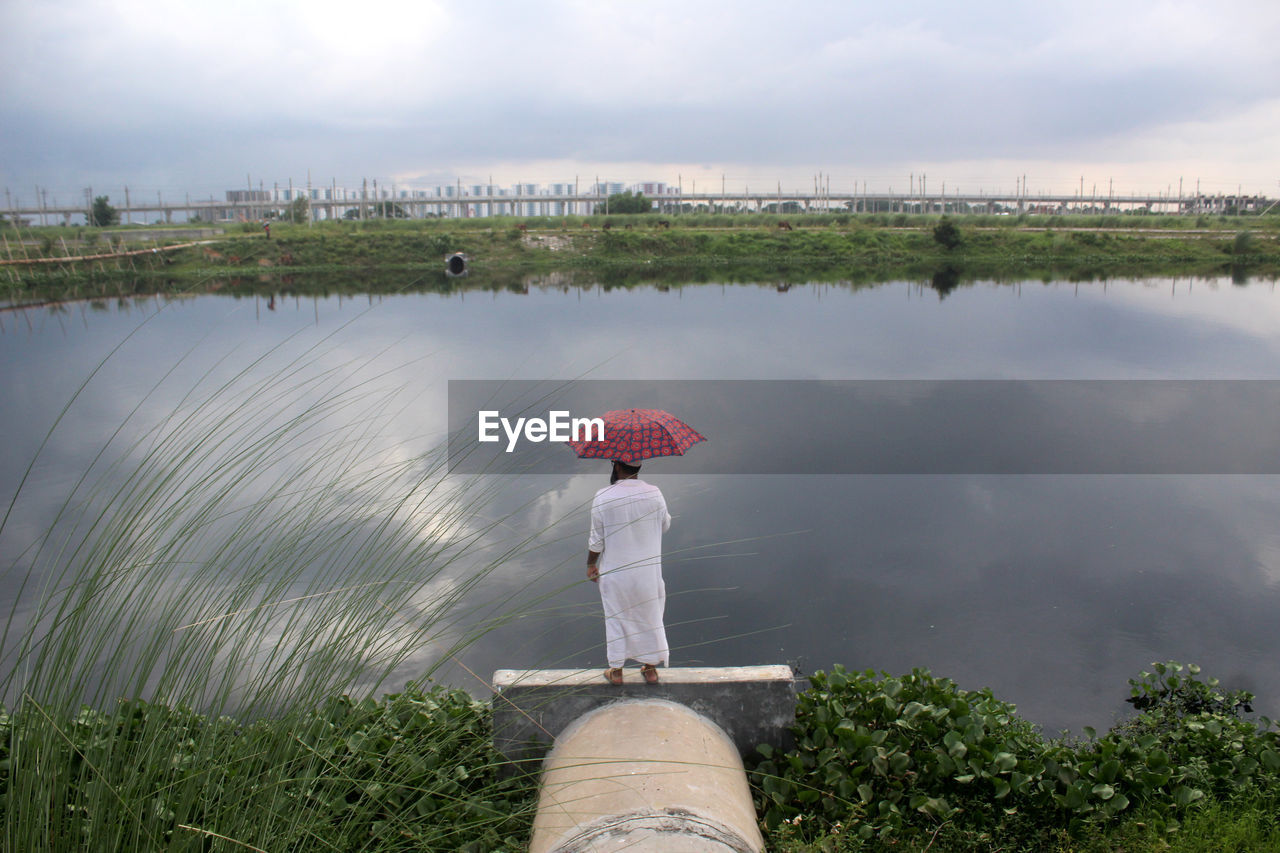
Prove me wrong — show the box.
[3,0,1279,208]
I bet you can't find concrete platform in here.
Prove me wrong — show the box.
[491,665,797,773]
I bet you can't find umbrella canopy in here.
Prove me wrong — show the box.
[566,408,706,465]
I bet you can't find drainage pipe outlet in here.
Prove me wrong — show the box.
[529,698,764,853]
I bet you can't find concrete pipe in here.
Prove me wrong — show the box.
[530,698,764,853]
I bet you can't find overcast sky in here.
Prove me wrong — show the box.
[3,0,1278,206]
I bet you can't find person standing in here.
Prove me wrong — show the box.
[587,459,672,685]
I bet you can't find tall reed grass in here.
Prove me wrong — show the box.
[0,320,569,849]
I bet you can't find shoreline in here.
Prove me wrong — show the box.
[2,214,1277,301]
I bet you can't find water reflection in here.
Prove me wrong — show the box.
[930,265,961,298]
[4,274,1280,734]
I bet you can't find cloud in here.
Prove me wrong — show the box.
[3,0,1279,198]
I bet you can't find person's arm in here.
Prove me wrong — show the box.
[588,494,605,582]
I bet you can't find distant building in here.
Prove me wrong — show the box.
[220,177,684,221]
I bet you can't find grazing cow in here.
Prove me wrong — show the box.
[516,223,528,232]
[778,221,793,231]
[657,220,671,229]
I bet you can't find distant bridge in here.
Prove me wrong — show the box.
[3,189,1268,227]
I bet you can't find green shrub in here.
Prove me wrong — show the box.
[752,663,1280,850]
[0,686,535,851]
[752,666,1047,844]
[932,218,961,250]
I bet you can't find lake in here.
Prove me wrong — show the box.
[3,273,1280,734]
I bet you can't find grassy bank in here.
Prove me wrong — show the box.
[4,660,1276,851]
[3,213,1279,302]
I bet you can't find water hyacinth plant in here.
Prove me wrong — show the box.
[751,663,1280,851]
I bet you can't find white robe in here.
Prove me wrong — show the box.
[588,479,672,668]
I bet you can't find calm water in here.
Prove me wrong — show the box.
[3,274,1280,733]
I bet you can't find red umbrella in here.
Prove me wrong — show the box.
[566,408,706,465]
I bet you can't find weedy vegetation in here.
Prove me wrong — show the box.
[751,662,1280,851]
